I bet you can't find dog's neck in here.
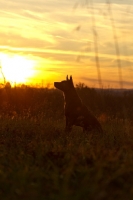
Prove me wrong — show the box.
[63,87,82,106]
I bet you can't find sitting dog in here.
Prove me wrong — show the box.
[54,75,103,133]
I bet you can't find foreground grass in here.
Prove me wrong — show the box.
[0,115,133,200]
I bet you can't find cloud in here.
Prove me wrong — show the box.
[0,0,133,88]
[81,76,133,89]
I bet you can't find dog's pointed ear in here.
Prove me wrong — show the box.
[66,75,68,81]
[70,76,74,85]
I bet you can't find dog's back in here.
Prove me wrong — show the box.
[54,75,103,133]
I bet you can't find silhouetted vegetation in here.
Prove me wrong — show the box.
[0,85,133,121]
[0,85,133,199]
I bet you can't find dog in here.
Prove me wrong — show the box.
[54,75,103,133]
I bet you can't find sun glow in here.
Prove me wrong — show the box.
[0,53,36,85]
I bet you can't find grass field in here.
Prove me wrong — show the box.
[0,86,133,200]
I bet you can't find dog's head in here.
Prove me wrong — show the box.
[54,75,74,92]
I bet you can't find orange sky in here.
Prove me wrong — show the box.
[0,0,133,88]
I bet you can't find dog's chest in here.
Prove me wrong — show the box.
[65,102,82,116]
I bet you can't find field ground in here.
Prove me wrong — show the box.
[0,86,133,200]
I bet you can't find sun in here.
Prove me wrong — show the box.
[0,53,36,85]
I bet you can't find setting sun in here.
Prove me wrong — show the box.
[0,1,133,88]
[0,53,36,85]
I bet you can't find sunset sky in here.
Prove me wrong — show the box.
[0,0,133,88]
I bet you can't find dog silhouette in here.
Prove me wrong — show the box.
[54,75,103,133]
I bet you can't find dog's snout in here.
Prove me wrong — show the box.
[54,82,57,87]
[54,82,60,88]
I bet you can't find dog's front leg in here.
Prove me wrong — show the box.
[65,117,72,132]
